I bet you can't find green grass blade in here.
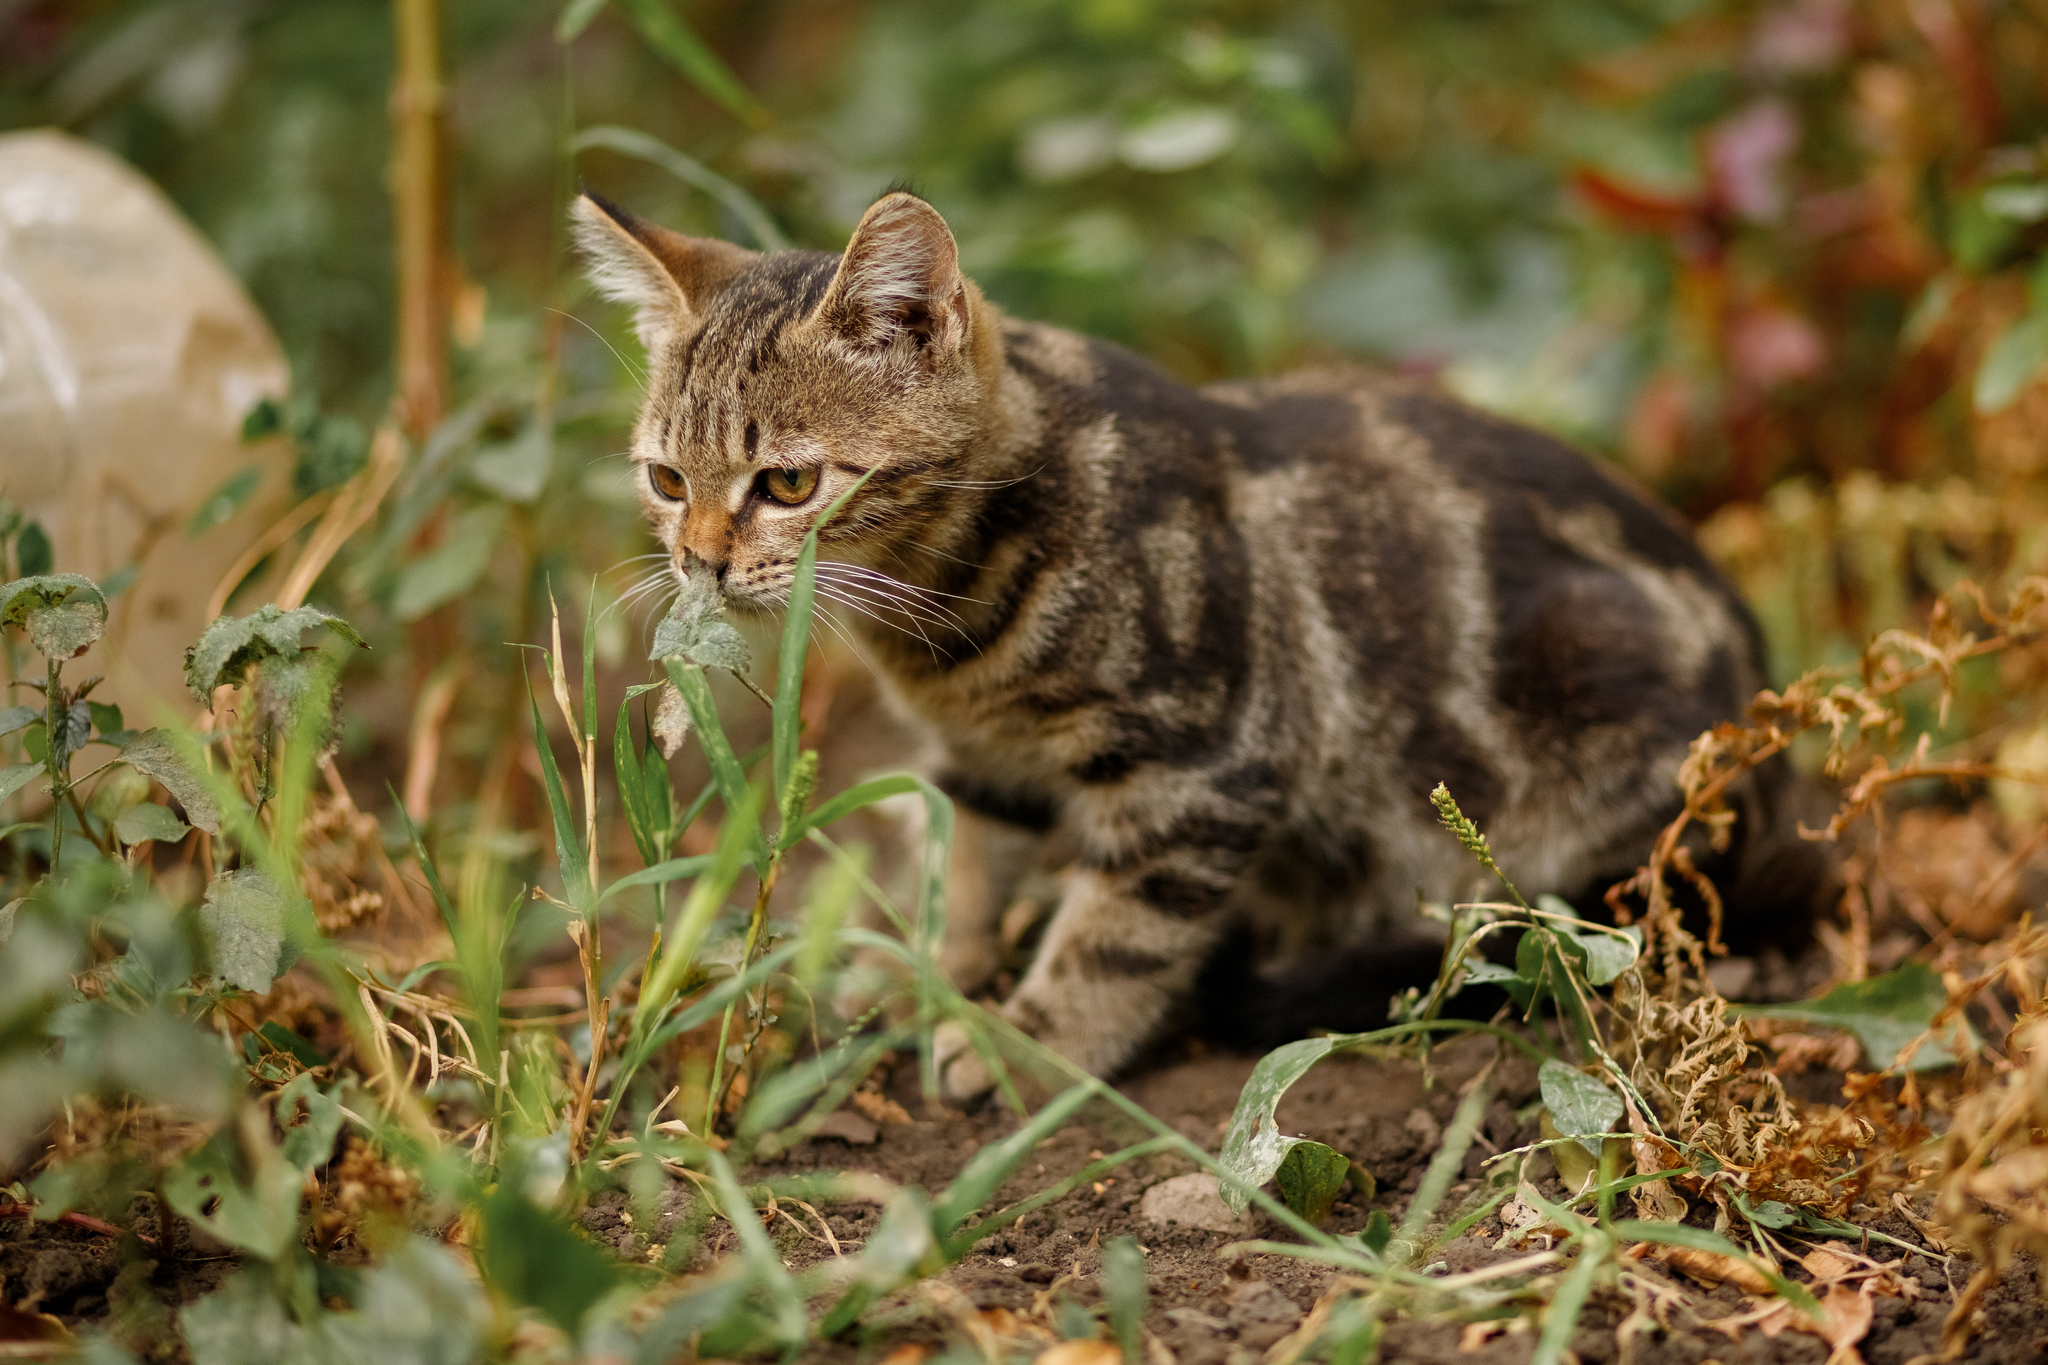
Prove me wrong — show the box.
[1103,1236,1147,1364]
[1608,1220,1822,1317]
[598,855,714,906]
[610,0,763,124]
[613,699,661,868]
[633,778,766,1033]
[930,1082,1094,1238]
[771,537,817,815]
[524,665,592,908]
[389,787,458,941]
[570,126,787,252]
[1395,1080,1492,1258]
[701,1147,807,1348]
[1530,1238,1602,1365]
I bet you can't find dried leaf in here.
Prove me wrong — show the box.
[1646,1243,1775,1294]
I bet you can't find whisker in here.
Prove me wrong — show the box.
[816,573,975,637]
[548,307,647,392]
[922,464,1045,490]
[816,560,992,607]
[814,583,943,658]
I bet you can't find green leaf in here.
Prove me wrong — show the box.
[183,604,367,703]
[1538,1059,1623,1156]
[1531,1239,1602,1365]
[14,522,51,576]
[186,467,265,538]
[293,413,369,497]
[650,570,753,674]
[611,0,763,123]
[1974,313,2048,413]
[274,1073,344,1172]
[88,701,123,737]
[200,868,301,994]
[326,1237,492,1364]
[633,776,766,1031]
[1276,1139,1352,1225]
[164,1132,303,1261]
[468,419,551,502]
[391,506,504,621]
[0,705,36,738]
[1358,1208,1393,1255]
[700,1148,807,1349]
[474,1187,625,1336]
[597,855,712,906]
[1739,961,1973,1070]
[0,763,42,804]
[240,396,285,442]
[614,700,662,868]
[120,729,223,836]
[1217,1034,1342,1213]
[113,802,188,846]
[256,1022,329,1069]
[0,574,108,659]
[820,1186,939,1337]
[1103,1236,1147,1364]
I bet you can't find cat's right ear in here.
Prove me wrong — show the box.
[572,193,755,352]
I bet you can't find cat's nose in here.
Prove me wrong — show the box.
[678,549,727,589]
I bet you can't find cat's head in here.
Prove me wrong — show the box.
[573,189,998,614]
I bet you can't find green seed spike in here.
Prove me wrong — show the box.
[1430,781,1530,909]
[779,748,819,835]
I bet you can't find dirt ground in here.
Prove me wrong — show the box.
[4,1029,2043,1363]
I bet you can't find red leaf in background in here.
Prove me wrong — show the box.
[1571,167,1709,234]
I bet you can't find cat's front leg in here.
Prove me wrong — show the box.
[937,796,1264,1101]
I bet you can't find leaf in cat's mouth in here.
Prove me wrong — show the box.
[649,559,754,674]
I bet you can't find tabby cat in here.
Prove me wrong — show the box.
[576,189,1815,1100]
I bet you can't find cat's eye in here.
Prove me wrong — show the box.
[758,466,818,505]
[647,464,687,502]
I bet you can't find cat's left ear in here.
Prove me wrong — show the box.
[817,192,970,353]
[572,192,755,352]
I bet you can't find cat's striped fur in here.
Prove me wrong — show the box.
[577,190,1814,1098]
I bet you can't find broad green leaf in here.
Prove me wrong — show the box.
[1103,1236,1147,1363]
[0,763,41,804]
[1358,1208,1393,1255]
[0,705,36,737]
[468,418,551,502]
[14,522,51,576]
[391,506,504,621]
[326,1236,492,1365]
[611,0,763,123]
[294,412,369,496]
[1276,1140,1352,1225]
[1539,1059,1623,1156]
[650,570,753,674]
[200,868,300,994]
[183,604,367,702]
[474,1187,625,1336]
[1974,313,2048,413]
[176,1266,309,1362]
[0,574,108,659]
[1739,961,1973,1070]
[113,802,188,846]
[87,701,122,736]
[164,1132,304,1261]
[120,730,222,835]
[1218,1034,1342,1212]
[275,1073,344,1173]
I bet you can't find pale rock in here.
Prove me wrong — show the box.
[1137,1172,1254,1235]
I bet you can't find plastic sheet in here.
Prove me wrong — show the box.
[0,128,290,718]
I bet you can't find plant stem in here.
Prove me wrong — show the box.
[705,861,779,1132]
[392,0,447,442]
[43,654,61,875]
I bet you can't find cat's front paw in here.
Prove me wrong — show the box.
[932,1020,995,1104]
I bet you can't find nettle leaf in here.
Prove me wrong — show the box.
[0,763,41,804]
[649,569,753,674]
[0,574,109,660]
[1275,1139,1352,1224]
[113,802,189,846]
[120,729,222,835]
[1218,1034,1343,1213]
[1741,961,1975,1071]
[0,705,36,737]
[474,1187,626,1337]
[185,604,367,703]
[164,1132,304,1261]
[1539,1059,1623,1157]
[200,869,303,994]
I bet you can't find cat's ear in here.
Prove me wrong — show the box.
[818,192,969,352]
[572,193,754,351]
